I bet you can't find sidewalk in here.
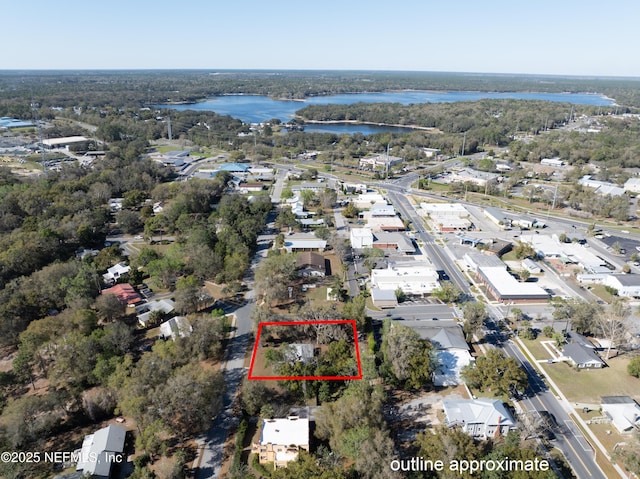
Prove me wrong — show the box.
[514,336,627,479]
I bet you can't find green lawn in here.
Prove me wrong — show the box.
[540,355,640,403]
[521,337,640,403]
[588,284,616,304]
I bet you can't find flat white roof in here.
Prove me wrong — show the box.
[351,227,373,238]
[366,216,405,231]
[260,417,309,447]
[43,136,89,146]
[478,266,548,299]
[371,263,439,294]
[420,202,469,216]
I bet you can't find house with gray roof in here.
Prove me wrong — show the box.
[442,398,516,439]
[76,424,126,478]
[395,319,471,386]
[159,316,192,341]
[562,342,605,369]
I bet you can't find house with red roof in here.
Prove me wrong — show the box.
[101,283,142,306]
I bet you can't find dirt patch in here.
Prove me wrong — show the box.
[0,346,16,372]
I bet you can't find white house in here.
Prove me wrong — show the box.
[442,398,516,439]
[600,396,640,434]
[137,299,176,327]
[159,316,192,341]
[102,263,130,284]
[562,343,605,369]
[252,417,310,469]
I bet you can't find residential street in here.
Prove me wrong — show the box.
[194,216,276,478]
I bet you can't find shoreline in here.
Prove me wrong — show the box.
[295,117,441,133]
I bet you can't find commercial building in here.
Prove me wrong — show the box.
[603,274,640,298]
[475,266,550,303]
[369,204,397,217]
[448,168,499,188]
[520,234,609,273]
[366,215,406,232]
[420,202,469,217]
[370,261,439,297]
[42,136,89,149]
[359,153,403,169]
[370,288,398,308]
[419,202,473,231]
[624,177,640,194]
[522,258,542,274]
[463,253,506,273]
[372,231,415,254]
[351,192,388,209]
[578,175,625,197]
[284,233,327,253]
[350,227,374,249]
[540,157,565,167]
[253,417,310,469]
[0,117,35,129]
[484,207,511,228]
[422,147,442,158]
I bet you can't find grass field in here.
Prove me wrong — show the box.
[533,349,640,403]
[523,337,640,403]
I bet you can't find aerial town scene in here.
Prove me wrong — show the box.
[2,2,640,479]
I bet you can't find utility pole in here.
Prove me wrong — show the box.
[167,116,172,140]
[461,131,466,157]
[31,101,46,172]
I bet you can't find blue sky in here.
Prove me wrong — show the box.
[2,0,639,77]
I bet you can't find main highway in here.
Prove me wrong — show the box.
[380,174,608,479]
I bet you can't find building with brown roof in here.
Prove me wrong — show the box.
[296,252,327,277]
[101,283,142,306]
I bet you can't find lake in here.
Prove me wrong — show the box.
[157,90,615,134]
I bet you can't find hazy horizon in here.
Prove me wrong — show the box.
[3,0,640,77]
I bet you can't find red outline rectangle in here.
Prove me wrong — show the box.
[248,319,362,380]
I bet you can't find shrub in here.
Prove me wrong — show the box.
[628,357,640,378]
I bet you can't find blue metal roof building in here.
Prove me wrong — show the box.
[0,117,35,129]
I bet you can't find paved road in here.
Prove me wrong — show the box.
[386,188,472,297]
[195,221,275,478]
[483,311,607,479]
